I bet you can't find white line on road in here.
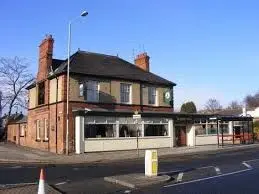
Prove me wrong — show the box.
[197,166,215,170]
[124,190,131,193]
[9,166,22,169]
[55,181,67,186]
[73,168,79,171]
[164,168,251,188]
[176,172,184,182]
[243,158,259,163]
[214,167,222,175]
[242,162,253,169]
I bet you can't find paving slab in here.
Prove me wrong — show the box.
[0,183,62,194]
[104,173,171,188]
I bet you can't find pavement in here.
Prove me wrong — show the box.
[0,183,62,194]
[1,141,259,165]
[2,145,259,193]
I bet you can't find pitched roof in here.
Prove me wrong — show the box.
[51,59,65,71]
[52,51,176,86]
[2,113,27,124]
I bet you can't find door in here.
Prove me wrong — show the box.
[175,126,187,146]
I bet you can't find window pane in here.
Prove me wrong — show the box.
[119,124,140,137]
[79,83,84,96]
[148,87,156,104]
[120,83,130,103]
[38,82,45,105]
[144,124,168,136]
[195,125,206,135]
[86,81,99,102]
[84,124,115,138]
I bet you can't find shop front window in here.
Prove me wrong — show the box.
[144,124,168,136]
[84,124,116,138]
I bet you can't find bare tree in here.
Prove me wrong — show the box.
[0,57,34,137]
[227,100,242,110]
[244,92,259,108]
[205,98,222,113]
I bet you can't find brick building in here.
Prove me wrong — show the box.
[7,113,27,145]
[23,35,176,154]
[7,35,254,154]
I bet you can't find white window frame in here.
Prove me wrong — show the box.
[36,120,40,140]
[148,87,157,105]
[44,119,49,141]
[120,83,132,104]
[79,83,84,97]
[85,81,99,102]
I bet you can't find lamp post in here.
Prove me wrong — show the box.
[66,11,88,155]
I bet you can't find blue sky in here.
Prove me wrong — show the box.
[1,0,259,110]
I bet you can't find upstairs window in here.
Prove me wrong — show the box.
[38,82,45,105]
[79,83,84,97]
[148,87,157,105]
[79,81,99,102]
[120,83,131,104]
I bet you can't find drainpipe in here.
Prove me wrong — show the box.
[140,83,143,112]
[55,77,58,153]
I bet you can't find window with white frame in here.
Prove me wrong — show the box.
[44,119,49,140]
[148,87,157,105]
[36,120,40,140]
[85,81,99,102]
[79,83,84,97]
[120,83,131,104]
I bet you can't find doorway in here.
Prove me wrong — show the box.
[175,126,187,146]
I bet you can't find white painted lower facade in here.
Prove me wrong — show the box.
[75,115,175,153]
[75,116,251,153]
[84,137,171,152]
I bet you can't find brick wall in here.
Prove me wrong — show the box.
[7,123,27,146]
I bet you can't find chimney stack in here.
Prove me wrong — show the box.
[242,106,247,116]
[37,34,54,81]
[134,52,150,71]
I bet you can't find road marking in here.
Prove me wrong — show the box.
[197,166,215,170]
[164,168,251,188]
[0,182,36,188]
[9,166,22,169]
[124,190,131,193]
[242,162,253,169]
[214,167,222,175]
[55,181,67,186]
[243,158,259,163]
[176,172,184,182]
[73,168,79,171]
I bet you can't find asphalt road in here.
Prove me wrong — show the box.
[1,146,259,193]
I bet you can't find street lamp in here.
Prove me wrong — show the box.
[66,11,88,155]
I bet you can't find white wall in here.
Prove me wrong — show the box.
[187,125,195,146]
[84,137,171,152]
[195,135,218,145]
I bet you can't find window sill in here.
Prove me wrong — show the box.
[35,139,41,142]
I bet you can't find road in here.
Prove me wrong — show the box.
[1,146,259,193]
